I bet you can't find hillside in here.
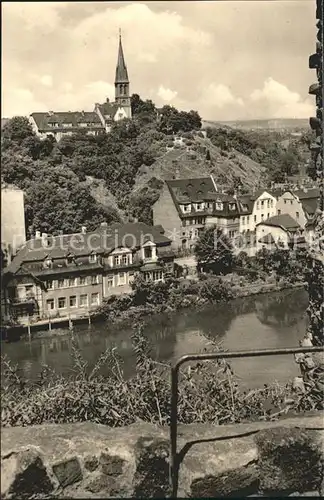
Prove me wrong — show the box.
[203,118,309,131]
[135,133,265,191]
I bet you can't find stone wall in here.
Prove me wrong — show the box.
[1,415,323,498]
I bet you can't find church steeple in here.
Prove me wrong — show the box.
[114,30,131,118]
[115,29,129,83]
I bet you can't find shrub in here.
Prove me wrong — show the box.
[1,324,321,429]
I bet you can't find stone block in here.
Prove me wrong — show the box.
[52,457,82,488]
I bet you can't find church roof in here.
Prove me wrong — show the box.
[115,33,129,83]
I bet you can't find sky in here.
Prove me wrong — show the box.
[2,0,316,121]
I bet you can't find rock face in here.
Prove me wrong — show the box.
[1,415,323,498]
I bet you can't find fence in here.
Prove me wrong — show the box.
[169,345,324,497]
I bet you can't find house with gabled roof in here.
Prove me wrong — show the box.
[3,222,174,325]
[29,32,132,141]
[276,187,320,228]
[256,214,305,251]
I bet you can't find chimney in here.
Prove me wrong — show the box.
[172,160,180,179]
[35,230,41,239]
[81,226,87,234]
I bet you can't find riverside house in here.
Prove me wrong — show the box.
[152,176,283,250]
[3,222,175,325]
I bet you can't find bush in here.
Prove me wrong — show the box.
[2,324,321,429]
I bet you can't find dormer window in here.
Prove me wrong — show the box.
[43,258,53,269]
[187,183,193,189]
[229,203,236,211]
[66,255,74,265]
[89,253,97,264]
[215,202,223,210]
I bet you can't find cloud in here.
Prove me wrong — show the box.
[1,2,315,120]
[40,75,53,87]
[250,77,314,119]
[157,85,178,102]
[1,88,47,117]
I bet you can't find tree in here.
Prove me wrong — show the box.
[2,116,34,144]
[195,226,234,275]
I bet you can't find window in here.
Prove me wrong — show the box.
[261,214,264,221]
[256,202,260,210]
[122,254,128,266]
[152,270,163,282]
[183,204,191,212]
[89,253,97,263]
[247,216,250,223]
[144,247,152,259]
[254,215,257,222]
[229,203,236,211]
[290,200,293,205]
[261,201,264,208]
[296,212,299,219]
[25,285,33,293]
[46,299,54,310]
[114,255,121,266]
[44,258,53,269]
[107,276,114,288]
[284,199,287,204]
[79,294,88,307]
[69,296,77,307]
[91,292,100,305]
[68,277,76,287]
[118,272,126,286]
[91,275,99,285]
[267,213,270,219]
[267,200,270,208]
[278,209,281,215]
[57,279,65,288]
[66,256,74,265]
[215,202,223,210]
[242,217,245,225]
[46,280,54,290]
[79,276,87,285]
[58,297,66,309]
[270,200,274,208]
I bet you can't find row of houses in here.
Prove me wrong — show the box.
[152,175,320,252]
[2,222,175,325]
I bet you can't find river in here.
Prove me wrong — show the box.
[2,288,308,389]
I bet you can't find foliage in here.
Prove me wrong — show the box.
[195,226,234,275]
[1,322,321,429]
[206,126,307,184]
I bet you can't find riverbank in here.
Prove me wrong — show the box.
[91,274,306,329]
[3,276,306,342]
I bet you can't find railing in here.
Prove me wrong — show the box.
[169,345,324,497]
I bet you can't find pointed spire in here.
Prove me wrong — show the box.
[115,29,129,83]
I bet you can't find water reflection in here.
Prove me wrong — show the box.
[2,289,308,388]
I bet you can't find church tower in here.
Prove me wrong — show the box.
[114,30,132,119]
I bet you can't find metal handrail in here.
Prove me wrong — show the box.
[169,345,324,497]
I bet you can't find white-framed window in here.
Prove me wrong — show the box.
[69,296,77,307]
[267,200,270,208]
[215,202,223,210]
[284,199,287,204]
[46,299,55,310]
[122,254,128,266]
[79,294,88,307]
[256,201,260,210]
[91,292,100,305]
[261,214,264,221]
[91,275,99,285]
[278,209,281,215]
[242,217,245,225]
[68,277,76,287]
[261,200,264,208]
[247,216,250,223]
[44,258,53,269]
[254,215,257,222]
[107,276,114,288]
[57,279,65,288]
[89,253,97,263]
[114,255,121,266]
[229,203,236,211]
[118,272,126,286]
[144,247,153,260]
[152,270,163,282]
[296,212,299,219]
[79,276,87,286]
[58,297,66,309]
[128,272,135,283]
[46,280,54,290]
